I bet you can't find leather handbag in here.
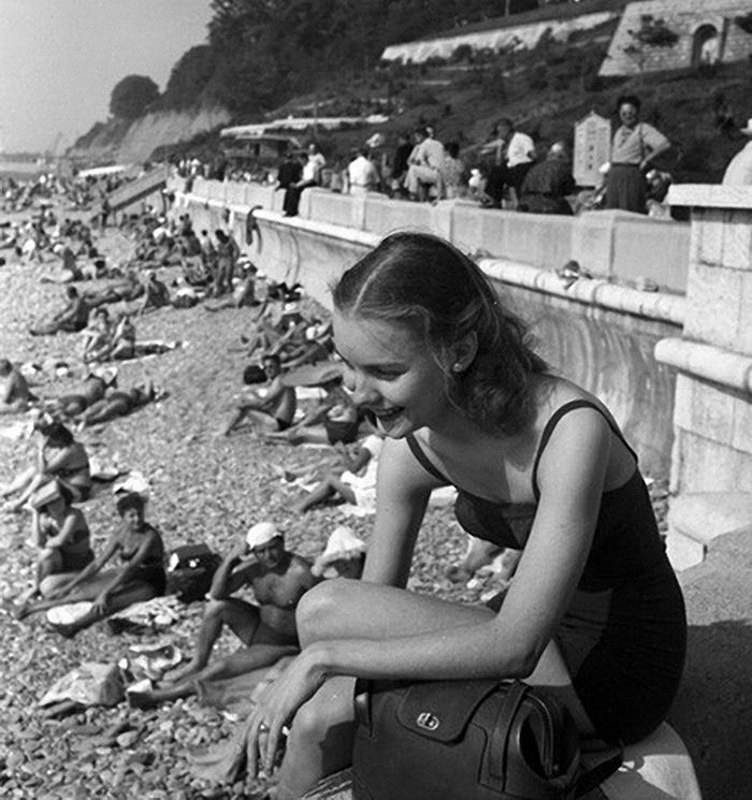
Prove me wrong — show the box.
[351,678,620,800]
[165,543,221,603]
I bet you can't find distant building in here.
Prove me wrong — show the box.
[600,0,752,76]
[379,0,752,80]
[380,1,627,63]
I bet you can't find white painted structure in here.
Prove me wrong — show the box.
[381,11,619,63]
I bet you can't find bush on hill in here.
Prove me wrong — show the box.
[110,75,160,120]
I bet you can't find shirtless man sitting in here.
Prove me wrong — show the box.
[29,286,90,336]
[223,354,296,436]
[129,521,318,708]
[0,359,32,414]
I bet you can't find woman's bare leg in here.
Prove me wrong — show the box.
[6,472,46,510]
[56,580,159,636]
[293,478,338,514]
[274,580,594,798]
[35,548,63,593]
[1,466,37,499]
[129,643,300,709]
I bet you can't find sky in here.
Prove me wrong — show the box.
[0,0,213,153]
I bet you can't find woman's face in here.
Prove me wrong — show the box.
[619,102,639,127]
[332,311,453,438]
[122,505,143,532]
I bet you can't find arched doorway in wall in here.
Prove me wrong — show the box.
[692,24,720,68]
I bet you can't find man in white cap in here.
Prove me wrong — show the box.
[129,520,318,708]
[722,119,752,185]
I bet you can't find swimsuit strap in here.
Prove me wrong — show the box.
[405,434,449,484]
[532,399,638,501]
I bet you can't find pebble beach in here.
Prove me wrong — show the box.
[0,213,484,799]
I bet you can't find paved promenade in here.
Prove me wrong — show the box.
[673,526,752,799]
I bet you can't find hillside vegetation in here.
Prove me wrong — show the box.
[74,0,752,182]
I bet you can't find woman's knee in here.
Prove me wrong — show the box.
[38,548,62,569]
[296,579,358,644]
[205,598,235,620]
[288,678,355,751]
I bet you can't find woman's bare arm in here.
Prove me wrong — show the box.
[361,437,437,588]
[42,444,80,475]
[42,510,82,549]
[311,409,611,681]
[99,528,160,598]
[58,533,120,594]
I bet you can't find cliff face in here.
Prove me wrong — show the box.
[69,105,231,164]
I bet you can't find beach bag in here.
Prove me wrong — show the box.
[166,543,221,603]
[351,678,620,800]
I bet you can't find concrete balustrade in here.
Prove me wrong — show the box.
[659,184,752,570]
[170,178,690,293]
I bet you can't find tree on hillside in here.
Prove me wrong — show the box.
[109,75,160,119]
[623,15,679,80]
[160,46,218,110]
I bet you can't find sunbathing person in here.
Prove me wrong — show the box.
[49,370,116,417]
[139,270,171,314]
[37,492,166,637]
[24,482,94,604]
[265,378,360,447]
[204,263,258,312]
[1,419,91,512]
[278,321,334,370]
[77,380,158,428]
[40,243,83,283]
[0,358,32,414]
[29,286,91,336]
[128,521,317,709]
[81,272,144,309]
[292,432,383,514]
[108,315,136,361]
[223,354,296,436]
[81,308,113,363]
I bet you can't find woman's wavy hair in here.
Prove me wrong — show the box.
[331,232,546,435]
[116,491,145,517]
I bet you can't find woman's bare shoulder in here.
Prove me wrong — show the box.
[534,376,613,427]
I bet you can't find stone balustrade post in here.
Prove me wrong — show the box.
[658,185,752,570]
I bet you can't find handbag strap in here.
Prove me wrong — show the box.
[486,680,529,787]
[574,744,623,798]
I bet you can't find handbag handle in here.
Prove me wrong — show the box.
[485,680,529,789]
[354,679,372,735]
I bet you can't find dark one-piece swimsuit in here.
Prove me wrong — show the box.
[406,399,687,745]
[119,523,167,596]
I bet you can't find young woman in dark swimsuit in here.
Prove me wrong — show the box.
[46,491,165,636]
[242,232,687,799]
[1,419,91,513]
[30,483,94,600]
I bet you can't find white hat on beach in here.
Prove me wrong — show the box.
[246,520,282,549]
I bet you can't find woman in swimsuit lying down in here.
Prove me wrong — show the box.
[77,379,159,428]
[240,232,687,799]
